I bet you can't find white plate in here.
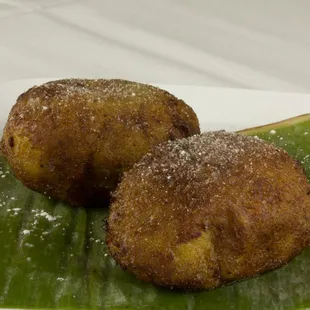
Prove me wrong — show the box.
[1,79,310,132]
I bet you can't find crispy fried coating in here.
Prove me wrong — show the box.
[1,79,200,206]
[106,131,310,290]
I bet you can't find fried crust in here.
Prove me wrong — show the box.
[1,79,200,206]
[106,131,310,290]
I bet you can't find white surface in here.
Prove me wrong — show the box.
[1,79,310,133]
[1,1,310,92]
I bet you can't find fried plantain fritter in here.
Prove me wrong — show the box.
[106,131,310,291]
[1,79,200,206]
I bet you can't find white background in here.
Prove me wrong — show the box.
[1,0,310,93]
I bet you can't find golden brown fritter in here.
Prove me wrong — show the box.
[1,79,200,206]
[106,131,310,291]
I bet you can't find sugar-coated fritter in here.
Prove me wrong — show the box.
[107,131,310,291]
[1,79,200,206]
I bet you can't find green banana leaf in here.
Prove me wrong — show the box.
[1,114,310,310]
